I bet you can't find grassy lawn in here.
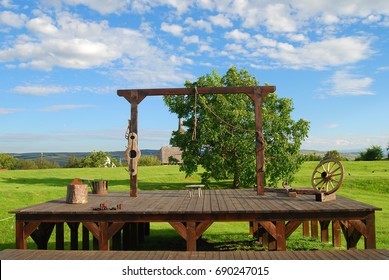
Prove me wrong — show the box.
[0,161,388,251]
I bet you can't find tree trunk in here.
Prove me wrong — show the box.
[232,148,240,188]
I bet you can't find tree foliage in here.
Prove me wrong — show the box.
[0,153,17,169]
[164,66,309,188]
[323,150,342,160]
[138,155,161,166]
[64,155,82,168]
[79,151,117,168]
[34,157,60,169]
[356,145,384,161]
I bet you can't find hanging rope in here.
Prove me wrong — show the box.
[192,87,198,141]
[190,87,266,151]
[125,119,131,140]
[196,89,256,133]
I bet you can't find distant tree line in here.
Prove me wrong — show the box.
[0,151,163,170]
[1,145,387,170]
[0,153,60,170]
[302,150,349,161]
[303,145,388,162]
[355,145,386,161]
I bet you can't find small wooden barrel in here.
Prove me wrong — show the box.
[66,184,88,204]
[91,180,109,194]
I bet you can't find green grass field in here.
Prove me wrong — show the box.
[0,161,388,251]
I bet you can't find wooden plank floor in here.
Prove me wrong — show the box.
[10,189,381,217]
[9,189,382,251]
[1,249,388,260]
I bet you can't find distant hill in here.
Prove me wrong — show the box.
[10,150,159,167]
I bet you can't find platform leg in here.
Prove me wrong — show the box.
[186,221,197,251]
[332,220,341,247]
[365,213,376,249]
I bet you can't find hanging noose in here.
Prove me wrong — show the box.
[192,87,198,141]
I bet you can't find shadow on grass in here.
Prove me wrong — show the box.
[139,228,265,251]
[1,177,234,191]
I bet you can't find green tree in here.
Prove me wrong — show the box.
[35,157,59,169]
[138,155,161,166]
[323,150,341,160]
[356,145,384,161]
[65,155,82,168]
[164,66,309,188]
[17,159,38,170]
[302,152,322,161]
[80,151,114,168]
[0,153,17,169]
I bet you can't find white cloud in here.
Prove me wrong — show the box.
[264,3,297,32]
[319,13,340,25]
[209,13,233,28]
[40,104,96,112]
[224,43,248,55]
[184,17,212,33]
[302,133,389,151]
[249,34,278,48]
[0,11,195,86]
[286,33,308,42]
[161,22,184,37]
[0,0,18,9]
[376,66,389,72]
[0,107,22,115]
[269,37,372,69]
[12,85,67,96]
[169,55,193,66]
[195,0,215,10]
[62,0,128,15]
[327,71,374,96]
[225,29,250,41]
[183,35,200,44]
[27,16,58,35]
[198,43,213,53]
[0,10,26,28]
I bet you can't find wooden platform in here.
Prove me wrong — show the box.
[9,189,381,251]
[1,249,388,260]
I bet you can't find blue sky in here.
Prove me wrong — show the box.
[0,0,388,153]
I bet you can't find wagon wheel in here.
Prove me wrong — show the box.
[311,158,344,195]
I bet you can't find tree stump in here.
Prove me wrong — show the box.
[66,184,88,204]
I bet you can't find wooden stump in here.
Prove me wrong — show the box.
[66,184,88,204]
[91,180,109,194]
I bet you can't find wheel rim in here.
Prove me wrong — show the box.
[311,158,344,194]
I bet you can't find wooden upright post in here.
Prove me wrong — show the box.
[253,88,265,195]
[130,101,138,197]
[365,212,376,249]
[127,90,145,197]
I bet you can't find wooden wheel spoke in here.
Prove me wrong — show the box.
[327,162,332,172]
[314,178,325,187]
[331,173,343,177]
[325,182,330,192]
[330,165,341,174]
